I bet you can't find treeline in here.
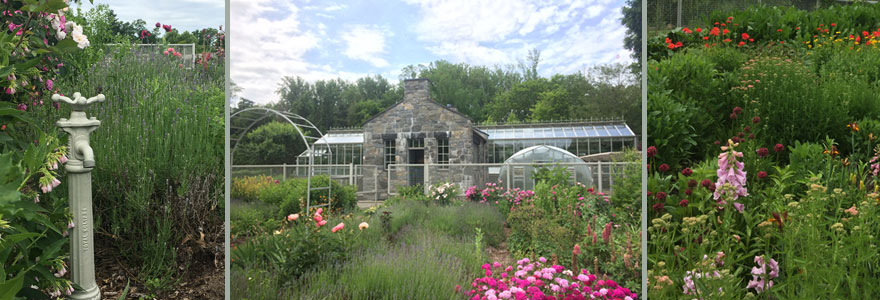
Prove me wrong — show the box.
[236,57,640,136]
[80,4,222,52]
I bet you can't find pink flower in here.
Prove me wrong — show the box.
[287,214,299,221]
[845,205,858,216]
[733,202,744,213]
[317,220,327,227]
[155,22,161,28]
[331,222,344,233]
[359,222,369,230]
[46,79,53,90]
[714,141,748,201]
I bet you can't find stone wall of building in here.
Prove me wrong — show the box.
[362,78,485,199]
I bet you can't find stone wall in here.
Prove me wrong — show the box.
[362,78,486,200]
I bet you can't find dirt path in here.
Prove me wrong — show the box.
[485,227,515,266]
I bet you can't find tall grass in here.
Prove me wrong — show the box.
[38,46,224,287]
[230,198,506,299]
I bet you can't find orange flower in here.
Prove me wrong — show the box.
[847,122,860,132]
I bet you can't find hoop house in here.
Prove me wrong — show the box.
[498,145,593,191]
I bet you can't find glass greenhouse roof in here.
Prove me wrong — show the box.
[315,132,363,144]
[480,124,635,140]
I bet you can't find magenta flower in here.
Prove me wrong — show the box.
[46,79,53,90]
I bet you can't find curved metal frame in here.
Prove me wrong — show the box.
[230,107,332,213]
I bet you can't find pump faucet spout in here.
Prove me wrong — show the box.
[76,140,95,168]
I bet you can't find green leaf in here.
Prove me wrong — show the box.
[52,39,79,54]
[0,152,24,205]
[0,272,24,300]
[0,232,40,251]
[38,0,68,12]
[0,66,12,78]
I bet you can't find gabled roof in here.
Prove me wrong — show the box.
[361,79,475,126]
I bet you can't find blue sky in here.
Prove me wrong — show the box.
[231,0,632,105]
[78,0,225,33]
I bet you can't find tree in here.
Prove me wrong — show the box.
[234,121,306,165]
[518,49,541,81]
[621,0,641,61]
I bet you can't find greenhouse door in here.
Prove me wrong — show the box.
[408,149,424,186]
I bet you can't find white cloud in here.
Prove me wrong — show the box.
[324,4,347,11]
[341,25,393,68]
[403,0,630,71]
[81,0,224,32]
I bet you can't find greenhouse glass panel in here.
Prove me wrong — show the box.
[497,145,593,191]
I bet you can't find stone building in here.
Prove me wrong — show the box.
[297,78,638,200]
[361,78,488,198]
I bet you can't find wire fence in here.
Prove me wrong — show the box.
[647,0,823,32]
[232,161,640,204]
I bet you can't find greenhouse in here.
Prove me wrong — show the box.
[497,145,593,191]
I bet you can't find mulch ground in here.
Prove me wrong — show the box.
[93,237,225,299]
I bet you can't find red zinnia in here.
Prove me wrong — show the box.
[658,164,670,172]
[774,143,785,152]
[656,191,667,200]
[757,147,770,157]
[742,33,749,40]
[647,146,658,158]
[710,27,720,36]
[701,179,713,188]
[652,202,665,212]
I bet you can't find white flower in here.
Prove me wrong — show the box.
[56,30,66,40]
[72,32,89,48]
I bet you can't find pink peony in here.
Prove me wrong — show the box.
[331,222,344,233]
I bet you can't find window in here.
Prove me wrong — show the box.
[438,138,449,165]
[384,139,396,170]
[408,138,424,149]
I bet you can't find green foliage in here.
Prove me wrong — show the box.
[253,175,357,217]
[36,48,225,287]
[234,121,306,165]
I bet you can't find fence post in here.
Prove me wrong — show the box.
[506,162,512,190]
[676,0,682,28]
[53,92,104,300]
[424,163,430,195]
[597,161,604,193]
[283,163,287,181]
